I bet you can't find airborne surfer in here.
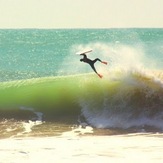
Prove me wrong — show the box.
[80,53,107,78]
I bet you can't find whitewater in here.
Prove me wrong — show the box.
[0,28,163,162]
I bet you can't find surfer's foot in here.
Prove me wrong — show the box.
[97,73,103,78]
[102,61,107,65]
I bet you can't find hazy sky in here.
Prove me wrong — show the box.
[0,0,163,28]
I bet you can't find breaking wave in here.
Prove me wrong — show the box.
[0,69,163,131]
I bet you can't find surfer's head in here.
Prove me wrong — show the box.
[80,59,84,62]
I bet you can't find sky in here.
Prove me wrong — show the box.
[0,0,163,28]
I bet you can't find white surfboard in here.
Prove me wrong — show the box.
[76,49,92,55]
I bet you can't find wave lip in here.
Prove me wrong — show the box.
[80,69,163,131]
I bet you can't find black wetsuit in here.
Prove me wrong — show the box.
[80,54,102,74]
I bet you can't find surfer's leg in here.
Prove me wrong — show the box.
[93,58,107,65]
[90,64,103,78]
[93,58,102,63]
[90,63,96,73]
[97,73,103,78]
[101,61,107,65]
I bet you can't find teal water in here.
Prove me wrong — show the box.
[0,29,163,81]
[0,29,163,138]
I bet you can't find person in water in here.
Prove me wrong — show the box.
[80,53,107,78]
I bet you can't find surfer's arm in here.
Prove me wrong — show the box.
[80,53,87,58]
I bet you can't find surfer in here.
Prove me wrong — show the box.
[80,53,107,78]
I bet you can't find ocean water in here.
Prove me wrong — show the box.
[0,28,163,162]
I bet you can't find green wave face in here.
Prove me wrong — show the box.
[0,71,163,127]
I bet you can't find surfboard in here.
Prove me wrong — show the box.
[76,49,92,55]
